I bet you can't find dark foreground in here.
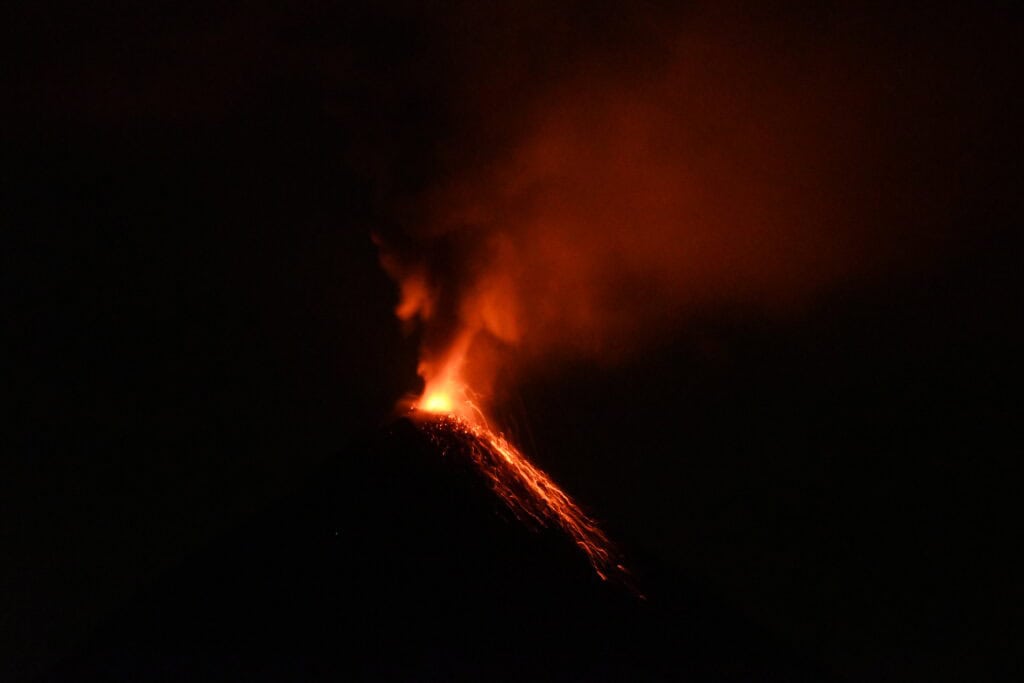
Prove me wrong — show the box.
[43,419,836,682]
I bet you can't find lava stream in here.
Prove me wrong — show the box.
[412,393,630,586]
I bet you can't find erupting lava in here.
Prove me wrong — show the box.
[420,391,454,415]
[375,243,634,586]
[411,385,629,585]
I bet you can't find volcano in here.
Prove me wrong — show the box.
[42,420,836,681]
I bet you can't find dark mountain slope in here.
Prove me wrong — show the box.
[43,418,837,682]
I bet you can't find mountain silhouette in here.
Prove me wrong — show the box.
[43,419,836,681]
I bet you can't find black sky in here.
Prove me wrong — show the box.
[4,2,1021,681]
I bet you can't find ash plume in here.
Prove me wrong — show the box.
[375,1,991,404]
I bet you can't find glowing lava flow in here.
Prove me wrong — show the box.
[412,388,629,585]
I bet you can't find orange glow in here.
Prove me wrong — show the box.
[420,391,454,414]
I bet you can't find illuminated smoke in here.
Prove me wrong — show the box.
[377,24,877,400]
[374,4,966,398]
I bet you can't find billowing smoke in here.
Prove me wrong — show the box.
[375,2,982,406]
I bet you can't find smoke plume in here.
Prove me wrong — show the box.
[375,2,988,405]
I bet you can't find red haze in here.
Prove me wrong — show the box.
[377,3,986,406]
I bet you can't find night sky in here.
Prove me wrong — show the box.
[5,2,1020,681]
